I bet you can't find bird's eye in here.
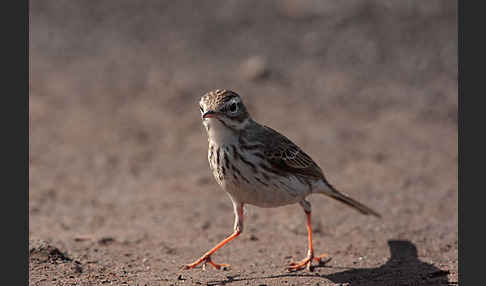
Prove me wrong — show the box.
[229,103,238,113]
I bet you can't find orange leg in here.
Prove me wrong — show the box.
[183,203,244,270]
[288,210,329,272]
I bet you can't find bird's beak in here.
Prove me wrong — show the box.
[202,110,217,119]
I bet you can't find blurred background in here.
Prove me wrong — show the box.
[29,1,457,284]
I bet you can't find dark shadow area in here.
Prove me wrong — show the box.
[324,240,453,285]
[207,240,453,286]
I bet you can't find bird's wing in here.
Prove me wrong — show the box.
[260,125,324,180]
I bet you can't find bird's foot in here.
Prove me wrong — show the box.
[182,255,231,271]
[287,253,330,272]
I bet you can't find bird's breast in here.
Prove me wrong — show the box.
[207,142,310,207]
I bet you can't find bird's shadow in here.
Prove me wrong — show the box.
[206,240,454,286]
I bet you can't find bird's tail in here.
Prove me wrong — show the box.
[316,183,381,218]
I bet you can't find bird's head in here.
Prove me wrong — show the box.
[199,89,251,132]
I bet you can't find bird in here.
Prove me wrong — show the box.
[182,89,381,272]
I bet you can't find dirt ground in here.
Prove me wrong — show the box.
[29,1,458,285]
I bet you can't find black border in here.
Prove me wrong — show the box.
[0,0,29,283]
[9,0,30,285]
[459,0,480,285]
[25,0,30,283]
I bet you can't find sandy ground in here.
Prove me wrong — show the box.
[30,1,457,285]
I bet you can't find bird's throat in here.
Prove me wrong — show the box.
[205,119,239,146]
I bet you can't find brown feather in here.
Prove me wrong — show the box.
[244,124,325,180]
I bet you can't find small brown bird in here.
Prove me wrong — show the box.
[183,89,381,272]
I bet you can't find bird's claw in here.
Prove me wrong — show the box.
[182,255,231,271]
[287,253,330,272]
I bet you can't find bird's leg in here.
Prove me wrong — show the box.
[288,200,329,272]
[183,203,244,270]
